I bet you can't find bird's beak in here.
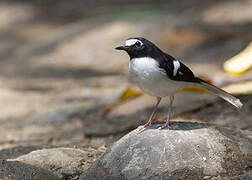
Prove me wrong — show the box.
[115,46,129,51]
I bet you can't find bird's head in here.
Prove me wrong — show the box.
[115,37,161,59]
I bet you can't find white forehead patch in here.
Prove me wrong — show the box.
[125,39,143,46]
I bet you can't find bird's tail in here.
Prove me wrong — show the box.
[195,78,243,108]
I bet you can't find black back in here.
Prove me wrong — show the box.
[126,37,199,83]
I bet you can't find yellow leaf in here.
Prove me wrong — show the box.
[178,86,208,93]
[119,87,143,102]
[223,42,252,75]
[222,81,252,94]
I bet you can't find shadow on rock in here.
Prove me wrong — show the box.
[142,122,208,131]
[0,159,59,179]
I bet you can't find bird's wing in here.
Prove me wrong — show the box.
[157,53,198,83]
[156,53,243,108]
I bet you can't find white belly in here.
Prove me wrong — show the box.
[129,57,194,97]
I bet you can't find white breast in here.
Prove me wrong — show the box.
[129,57,194,97]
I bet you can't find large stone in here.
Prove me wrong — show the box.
[15,147,103,179]
[81,122,252,180]
[0,159,59,180]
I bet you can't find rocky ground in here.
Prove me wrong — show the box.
[0,0,252,179]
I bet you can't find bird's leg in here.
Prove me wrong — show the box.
[158,95,174,130]
[138,97,162,130]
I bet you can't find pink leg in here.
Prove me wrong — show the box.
[138,97,162,131]
[158,95,174,130]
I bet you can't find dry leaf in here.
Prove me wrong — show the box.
[222,81,252,94]
[119,87,143,102]
[223,42,252,75]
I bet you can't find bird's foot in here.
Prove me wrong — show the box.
[137,122,152,131]
[137,125,146,131]
[158,123,171,130]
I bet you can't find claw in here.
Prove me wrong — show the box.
[158,124,171,130]
[138,125,146,131]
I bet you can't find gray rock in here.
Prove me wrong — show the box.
[0,159,59,180]
[15,147,101,179]
[81,122,252,180]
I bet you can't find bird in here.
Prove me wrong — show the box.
[115,37,243,130]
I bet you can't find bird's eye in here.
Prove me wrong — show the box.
[135,41,141,47]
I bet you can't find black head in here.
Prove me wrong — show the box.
[115,37,163,59]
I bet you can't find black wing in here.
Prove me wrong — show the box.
[157,53,199,83]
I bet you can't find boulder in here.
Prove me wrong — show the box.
[81,122,252,180]
[15,147,102,179]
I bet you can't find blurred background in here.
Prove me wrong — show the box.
[0,0,251,169]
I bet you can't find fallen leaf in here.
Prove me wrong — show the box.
[179,86,208,93]
[222,81,252,94]
[223,42,252,75]
[119,87,143,102]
